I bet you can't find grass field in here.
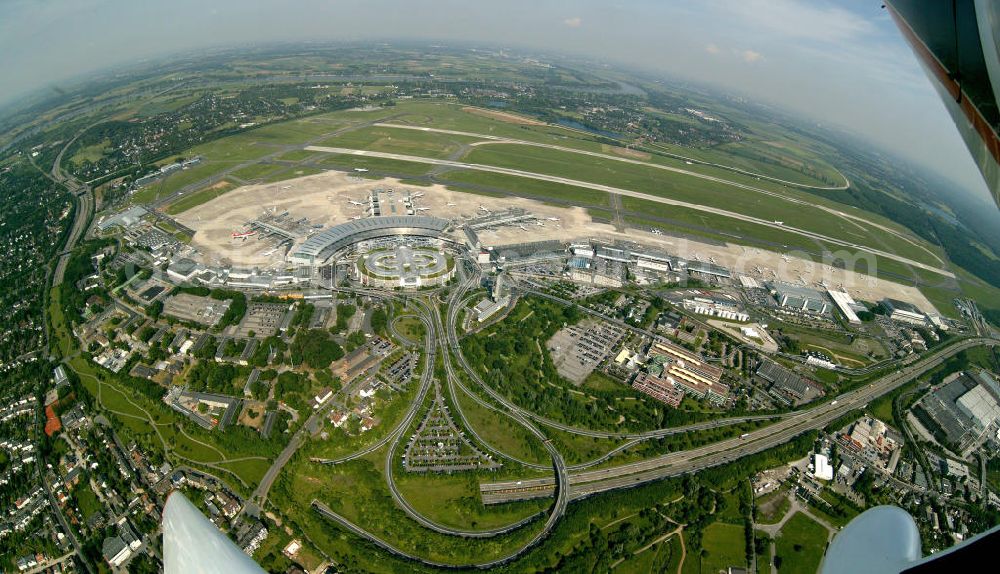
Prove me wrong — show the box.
[756,531,773,574]
[217,458,272,486]
[774,512,828,574]
[392,472,549,530]
[316,153,436,177]
[73,482,102,519]
[459,144,919,258]
[452,381,550,466]
[269,448,548,568]
[165,180,237,215]
[393,315,426,343]
[231,163,287,181]
[317,125,482,158]
[700,522,747,574]
[437,169,610,207]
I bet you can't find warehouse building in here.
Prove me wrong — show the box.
[769,282,829,314]
[881,298,928,326]
[827,290,865,324]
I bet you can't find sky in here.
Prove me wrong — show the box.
[0,0,993,202]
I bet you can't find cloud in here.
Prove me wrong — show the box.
[705,43,720,54]
[714,0,875,42]
[563,16,582,28]
[739,49,763,63]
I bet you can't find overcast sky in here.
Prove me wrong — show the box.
[0,0,993,202]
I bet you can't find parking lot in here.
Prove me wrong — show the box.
[547,319,626,384]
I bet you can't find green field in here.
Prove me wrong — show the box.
[231,162,288,181]
[73,482,102,519]
[165,180,237,215]
[392,472,549,530]
[393,315,426,342]
[317,125,482,158]
[774,512,829,574]
[756,531,773,574]
[452,381,550,466]
[700,521,747,574]
[269,448,548,568]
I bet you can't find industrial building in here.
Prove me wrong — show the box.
[827,290,865,324]
[755,359,824,406]
[646,340,730,406]
[881,298,928,326]
[631,371,685,408]
[769,282,829,314]
[917,370,1000,453]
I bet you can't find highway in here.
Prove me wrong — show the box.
[478,337,998,502]
[309,266,573,566]
[297,258,995,567]
[303,145,953,277]
[379,274,551,538]
[50,128,94,287]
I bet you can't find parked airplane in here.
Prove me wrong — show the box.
[232,230,256,239]
[479,205,490,213]
[546,217,560,221]
[348,200,366,206]
[354,168,369,172]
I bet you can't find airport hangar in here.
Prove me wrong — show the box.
[289,215,454,265]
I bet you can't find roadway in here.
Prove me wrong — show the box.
[477,337,998,502]
[50,127,95,287]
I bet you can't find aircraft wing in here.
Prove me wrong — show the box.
[163,491,267,574]
[886,0,1000,204]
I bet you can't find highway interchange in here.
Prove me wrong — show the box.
[294,250,998,568]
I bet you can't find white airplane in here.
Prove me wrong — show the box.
[479,206,491,213]
[781,254,790,262]
[354,168,369,172]
[281,185,291,190]
[535,220,545,226]
[348,200,366,206]
[651,228,662,235]
[546,217,560,221]
[416,207,430,212]
[351,215,362,220]
[411,191,424,198]
[518,224,528,231]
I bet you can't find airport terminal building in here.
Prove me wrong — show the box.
[289,215,453,265]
